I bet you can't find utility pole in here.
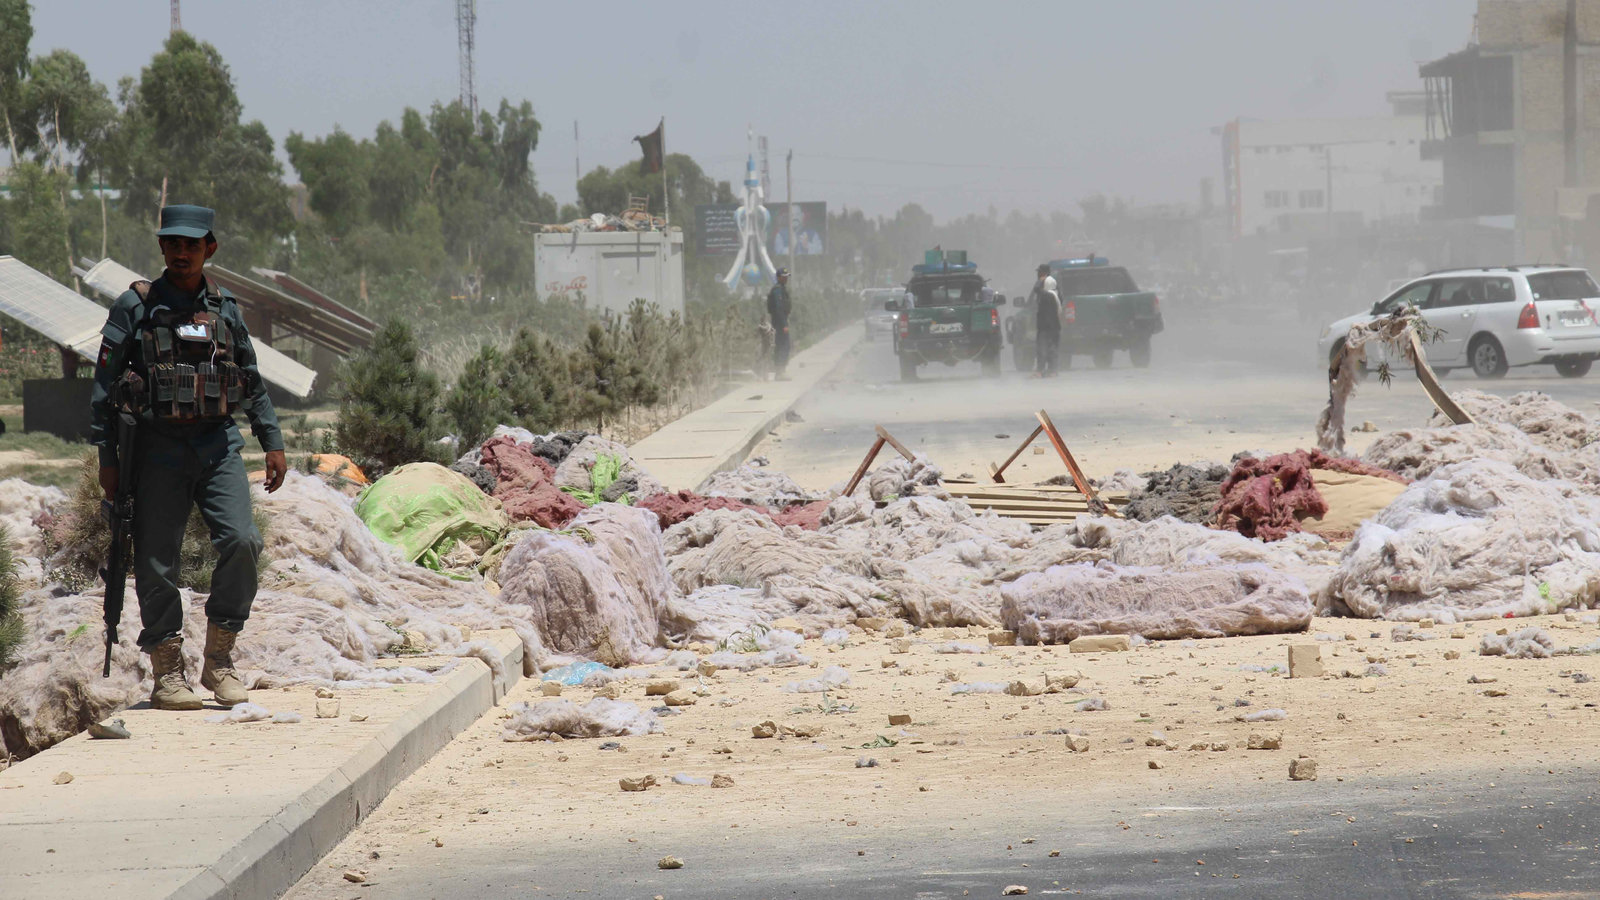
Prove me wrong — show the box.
[574,120,580,193]
[456,0,477,117]
[170,0,181,34]
[786,149,795,279]
[758,136,771,199]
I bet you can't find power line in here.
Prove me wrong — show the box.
[798,152,1082,172]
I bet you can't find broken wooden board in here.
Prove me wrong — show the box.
[945,479,1127,527]
[1409,330,1475,426]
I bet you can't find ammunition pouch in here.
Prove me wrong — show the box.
[136,302,244,423]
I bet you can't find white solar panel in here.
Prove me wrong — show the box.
[0,256,111,358]
[78,257,146,305]
[17,255,317,399]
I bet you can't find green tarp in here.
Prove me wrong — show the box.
[354,463,510,571]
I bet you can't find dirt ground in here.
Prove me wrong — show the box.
[286,613,1600,896]
[750,327,1600,489]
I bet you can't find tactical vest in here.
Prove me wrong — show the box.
[130,281,245,422]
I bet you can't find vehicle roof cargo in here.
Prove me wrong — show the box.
[912,262,978,275]
[1050,256,1109,269]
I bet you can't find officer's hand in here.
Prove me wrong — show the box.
[99,465,119,501]
[263,450,288,494]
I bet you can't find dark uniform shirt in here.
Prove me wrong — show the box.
[90,274,283,468]
[767,282,791,328]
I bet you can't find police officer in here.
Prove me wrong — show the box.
[1030,263,1062,378]
[91,204,288,711]
[767,267,792,380]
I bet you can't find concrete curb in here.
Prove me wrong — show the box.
[170,631,523,900]
[632,325,861,490]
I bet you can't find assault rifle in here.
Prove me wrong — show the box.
[100,375,142,678]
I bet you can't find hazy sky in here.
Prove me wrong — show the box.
[27,0,1478,221]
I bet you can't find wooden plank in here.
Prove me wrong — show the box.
[1035,409,1119,517]
[842,436,887,496]
[960,499,1096,512]
[1409,330,1475,426]
[988,424,1045,484]
[874,425,918,461]
[946,481,1088,494]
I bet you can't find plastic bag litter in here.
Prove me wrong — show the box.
[950,682,1007,694]
[1480,628,1557,659]
[206,702,273,724]
[1075,697,1110,711]
[542,661,616,686]
[704,648,810,671]
[1239,708,1288,722]
[353,463,509,570]
[783,665,852,693]
[501,698,660,741]
[936,642,987,654]
[820,628,850,646]
[671,773,712,786]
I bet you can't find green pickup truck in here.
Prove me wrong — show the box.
[1006,256,1163,370]
[889,254,1003,381]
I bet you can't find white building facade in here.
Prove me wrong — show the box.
[1225,111,1443,238]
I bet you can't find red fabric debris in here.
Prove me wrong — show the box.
[1214,449,1407,542]
[771,499,830,530]
[636,491,827,531]
[479,436,585,529]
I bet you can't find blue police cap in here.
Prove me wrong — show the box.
[156,205,215,239]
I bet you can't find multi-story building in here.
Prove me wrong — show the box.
[1421,0,1600,260]
[1222,94,1444,239]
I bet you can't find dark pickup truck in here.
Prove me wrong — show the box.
[890,260,1003,381]
[1006,257,1163,370]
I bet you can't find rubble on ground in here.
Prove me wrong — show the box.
[4,387,1598,758]
[1123,462,1229,523]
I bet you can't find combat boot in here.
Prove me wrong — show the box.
[201,622,249,707]
[149,638,203,711]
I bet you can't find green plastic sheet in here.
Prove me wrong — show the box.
[354,463,510,570]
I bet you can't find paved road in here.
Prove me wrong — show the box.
[290,765,1600,899]
[753,310,1600,489]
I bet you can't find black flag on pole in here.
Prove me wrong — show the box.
[634,119,664,175]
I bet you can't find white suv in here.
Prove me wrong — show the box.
[1317,266,1600,378]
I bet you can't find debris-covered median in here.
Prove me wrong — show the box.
[3,389,1599,760]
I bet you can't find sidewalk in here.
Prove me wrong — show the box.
[0,629,523,900]
[631,325,861,491]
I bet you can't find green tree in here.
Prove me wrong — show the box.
[576,152,732,221]
[0,0,30,160]
[335,319,443,475]
[15,48,114,278]
[110,32,290,257]
[284,127,371,236]
[5,160,70,281]
[501,327,573,433]
[444,344,508,450]
[19,48,112,166]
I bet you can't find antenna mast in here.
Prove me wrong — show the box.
[170,0,182,34]
[456,0,477,117]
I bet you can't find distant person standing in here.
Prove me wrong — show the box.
[1030,263,1061,378]
[768,267,792,380]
